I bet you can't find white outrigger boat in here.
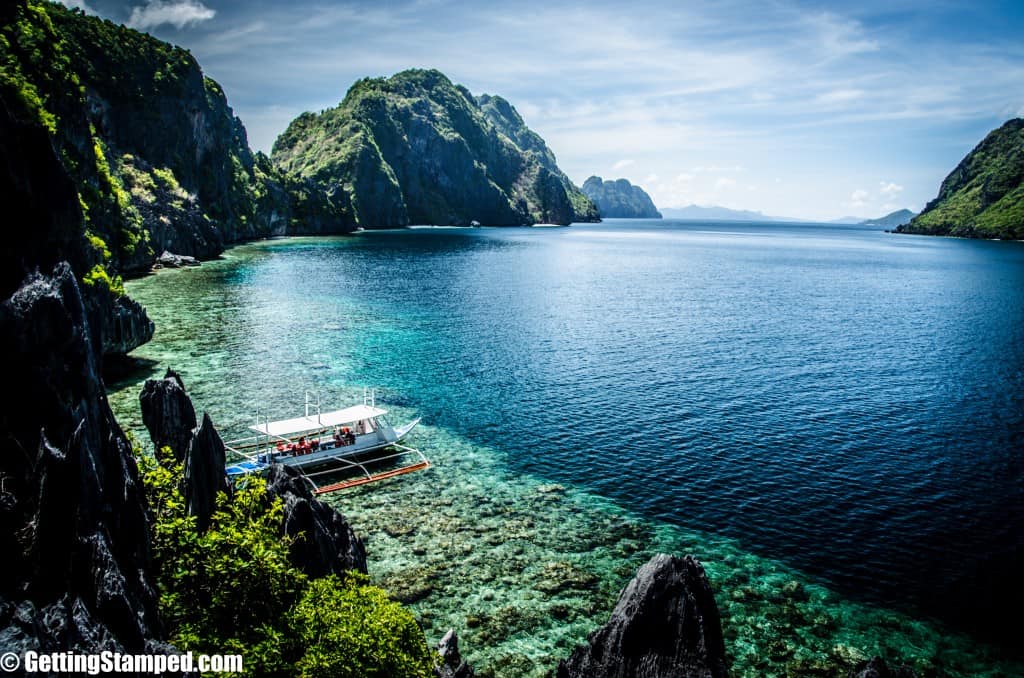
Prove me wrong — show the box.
[224,390,429,494]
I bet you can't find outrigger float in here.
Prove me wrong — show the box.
[224,390,429,494]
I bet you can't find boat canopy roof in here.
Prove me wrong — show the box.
[250,404,387,437]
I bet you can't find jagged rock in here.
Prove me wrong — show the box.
[140,369,198,463]
[183,413,230,533]
[0,263,162,653]
[849,656,919,678]
[435,629,474,678]
[83,284,155,357]
[265,464,368,577]
[139,370,229,531]
[558,554,728,678]
[156,251,201,268]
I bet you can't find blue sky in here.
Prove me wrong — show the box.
[62,0,1024,220]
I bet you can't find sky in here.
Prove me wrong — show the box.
[61,0,1024,221]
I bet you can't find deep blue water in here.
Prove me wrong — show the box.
[112,220,1024,653]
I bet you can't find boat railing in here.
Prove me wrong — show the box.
[223,389,429,493]
[307,443,430,495]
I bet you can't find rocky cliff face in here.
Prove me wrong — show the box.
[0,263,165,655]
[0,71,167,653]
[3,0,350,286]
[582,176,662,219]
[477,94,599,223]
[272,69,599,227]
[558,554,729,678]
[84,284,155,357]
[896,118,1023,239]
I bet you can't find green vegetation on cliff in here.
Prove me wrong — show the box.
[272,69,598,227]
[477,93,599,223]
[1,0,350,279]
[897,118,1024,239]
[139,451,436,676]
[581,176,662,219]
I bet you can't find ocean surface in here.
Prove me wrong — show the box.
[108,220,1024,676]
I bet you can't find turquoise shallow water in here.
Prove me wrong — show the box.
[108,221,1024,676]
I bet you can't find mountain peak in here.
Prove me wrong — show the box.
[272,69,598,227]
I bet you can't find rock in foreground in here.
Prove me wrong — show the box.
[140,369,199,464]
[558,554,728,678]
[265,464,368,577]
[0,264,162,655]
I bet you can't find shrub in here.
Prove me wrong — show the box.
[288,574,436,678]
[136,451,438,676]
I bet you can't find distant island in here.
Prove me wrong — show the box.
[862,209,917,228]
[896,118,1023,239]
[660,205,801,222]
[660,205,917,226]
[581,176,662,218]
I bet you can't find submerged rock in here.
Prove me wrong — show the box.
[849,656,919,678]
[557,554,729,678]
[140,369,198,463]
[265,464,368,576]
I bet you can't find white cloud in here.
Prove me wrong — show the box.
[879,181,904,196]
[644,173,659,183]
[57,0,95,12]
[612,159,635,171]
[804,11,879,60]
[715,177,737,190]
[164,0,1024,219]
[849,189,870,206]
[128,0,216,31]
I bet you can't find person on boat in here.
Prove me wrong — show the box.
[310,438,320,451]
[297,436,307,455]
[333,427,343,446]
